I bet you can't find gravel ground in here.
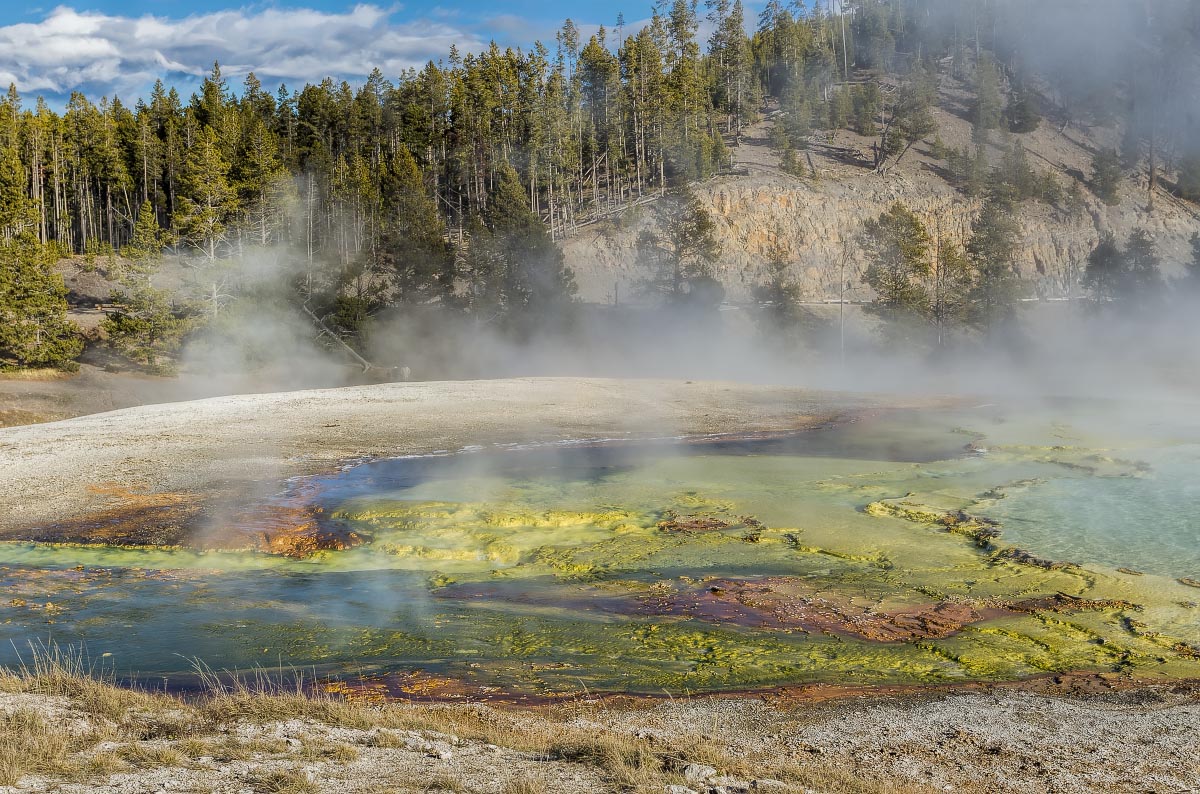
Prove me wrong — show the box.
[4,683,1197,794]
[597,686,1200,794]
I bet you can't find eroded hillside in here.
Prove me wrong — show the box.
[565,77,1200,304]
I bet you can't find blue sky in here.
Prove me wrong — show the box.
[17,0,620,21]
[1,2,677,107]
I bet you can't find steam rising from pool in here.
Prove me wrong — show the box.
[2,402,1199,698]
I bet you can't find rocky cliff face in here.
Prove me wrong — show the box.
[564,113,1200,305]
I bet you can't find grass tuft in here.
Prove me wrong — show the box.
[421,771,465,792]
[83,751,130,777]
[0,709,78,785]
[296,739,359,763]
[115,743,185,768]
[499,775,542,794]
[248,768,320,794]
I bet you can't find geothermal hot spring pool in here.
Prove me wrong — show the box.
[3,401,1200,698]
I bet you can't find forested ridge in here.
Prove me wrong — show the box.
[1,0,1199,373]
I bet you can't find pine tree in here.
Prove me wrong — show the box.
[828,86,852,130]
[0,141,81,369]
[102,281,186,373]
[930,239,974,348]
[638,188,723,308]
[964,145,989,197]
[1082,232,1123,305]
[173,127,237,259]
[781,80,813,146]
[482,162,577,323]
[1122,228,1162,310]
[876,81,937,171]
[1004,79,1041,133]
[859,202,932,342]
[104,200,185,370]
[1090,148,1122,205]
[965,196,1023,332]
[972,56,1003,135]
[379,145,451,304]
[753,228,817,345]
[992,140,1038,202]
[0,234,82,370]
[0,143,33,236]
[235,116,290,246]
[1119,119,1142,170]
[1177,152,1200,202]
[123,200,165,264]
[708,0,755,135]
[851,83,880,136]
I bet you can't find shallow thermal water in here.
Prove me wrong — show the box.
[2,401,1199,697]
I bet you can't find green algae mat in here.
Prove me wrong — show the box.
[3,401,1199,696]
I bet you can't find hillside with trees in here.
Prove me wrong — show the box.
[0,0,1198,374]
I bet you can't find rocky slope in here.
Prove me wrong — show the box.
[565,81,1200,304]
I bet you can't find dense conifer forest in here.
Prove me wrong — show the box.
[1,0,1198,372]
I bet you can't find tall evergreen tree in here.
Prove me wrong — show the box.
[1122,228,1162,310]
[0,234,83,370]
[0,142,81,369]
[0,142,80,370]
[753,229,819,345]
[638,188,723,309]
[708,0,755,136]
[379,145,451,304]
[480,162,577,323]
[235,116,291,246]
[965,196,1023,332]
[859,202,932,342]
[972,56,1003,137]
[1090,148,1122,205]
[1004,77,1041,133]
[930,237,974,348]
[1082,232,1123,305]
[123,200,166,265]
[173,127,236,259]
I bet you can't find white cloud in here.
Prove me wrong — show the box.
[0,4,488,100]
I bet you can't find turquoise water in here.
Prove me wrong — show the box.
[1,400,1198,695]
[991,443,1200,578]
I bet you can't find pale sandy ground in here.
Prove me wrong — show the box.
[0,377,898,533]
[0,378,1197,793]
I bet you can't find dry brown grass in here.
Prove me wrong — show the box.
[0,368,72,381]
[366,728,409,749]
[0,708,79,785]
[0,408,55,427]
[0,642,166,722]
[419,771,465,792]
[115,742,185,768]
[771,763,943,794]
[499,775,543,794]
[0,644,963,794]
[248,768,320,794]
[83,750,130,777]
[296,738,359,764]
